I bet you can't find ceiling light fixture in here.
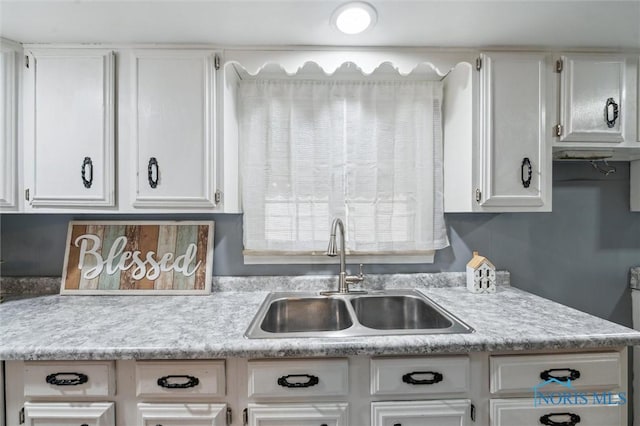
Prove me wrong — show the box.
[331,2,377,35]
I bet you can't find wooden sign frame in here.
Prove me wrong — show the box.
[61,221,214,295]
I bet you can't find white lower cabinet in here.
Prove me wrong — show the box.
[246,403,349,426]
[135,360,226,398]
[22,402,115,426]
[137,403,227,426]
[371,400,472,426]
[370,356,470,396]
[3,350,630,426]
[489,352,627,426]
[490,399,625,426]
[247,358,349,399]
[23,361,116,397]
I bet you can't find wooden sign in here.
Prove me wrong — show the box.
[61,221,214,295]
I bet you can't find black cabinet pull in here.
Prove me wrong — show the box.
[605,97,619,128]
[157,375,200,389]
[277,374,319,388]
[521,157,532,188]
[540,368,581,382]
[394,424,402,426]
[540,412,581,426]
[402,371,443,385]
[148,157,159,188]
[45,372,88,386]
[81,157,93,189]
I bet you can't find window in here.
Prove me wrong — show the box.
[239,78,448,263]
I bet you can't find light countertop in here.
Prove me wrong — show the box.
[1,273,639,360]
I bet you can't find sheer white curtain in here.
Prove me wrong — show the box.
[240,79,448,255]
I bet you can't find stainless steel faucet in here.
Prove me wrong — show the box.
[322,218,365,294]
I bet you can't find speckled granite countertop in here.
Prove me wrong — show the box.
[1,273,639,360]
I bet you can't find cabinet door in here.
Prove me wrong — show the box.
[25,49,115,207]
[559,54,625,142]
[131,50,218,208]
[247,403,348,426]
[490,398,625,426]
[0,45,18,210]
[23,402,114,426]
[137,403,227,426]
[478,52,552,211]
[371,400,471,426]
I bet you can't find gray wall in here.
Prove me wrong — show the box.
[1,163,638,326]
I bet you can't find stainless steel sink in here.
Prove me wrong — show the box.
[245,290,473,338]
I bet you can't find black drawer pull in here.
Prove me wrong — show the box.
[402,371,443,385]
[81,157,93,188]
[540,368,580,382]
[45,372,88,386]
[540,412,581,426]
[277,374,319,388]
[157,375,200,389]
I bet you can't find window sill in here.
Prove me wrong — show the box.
[243,251,435,265]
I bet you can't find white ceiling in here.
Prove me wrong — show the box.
[1,0,639,48]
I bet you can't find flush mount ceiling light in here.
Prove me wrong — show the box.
[331,2,377,35]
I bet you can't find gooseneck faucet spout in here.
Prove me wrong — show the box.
[325,218,365,294]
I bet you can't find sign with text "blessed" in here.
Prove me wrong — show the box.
[61,221,214,294]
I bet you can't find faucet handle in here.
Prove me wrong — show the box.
[358,263,365,278]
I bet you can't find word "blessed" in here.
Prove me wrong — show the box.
[75,234,202,280]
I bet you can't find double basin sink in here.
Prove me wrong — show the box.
[245,289,473,338]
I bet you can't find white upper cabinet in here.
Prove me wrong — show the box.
[558,54,625,143]
[444,52,553,212]
[130,50,219,209]
[477,52,552,211]
[24,49,115,207]
[0,42,19,211]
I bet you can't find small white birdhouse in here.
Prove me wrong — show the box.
[466,251,496,293]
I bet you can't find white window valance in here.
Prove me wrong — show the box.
[239,78,449,259]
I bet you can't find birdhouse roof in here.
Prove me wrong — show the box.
[467,251,495,269]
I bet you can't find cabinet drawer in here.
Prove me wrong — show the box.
[371,356,470,396]
[24,361,115,397]
[136,360,225,398]
[490,352,622,395]
[23,402,115,426]
[247,359,348,398]
[247,403,348,426]
[371,400,472,426]
[490,398,625,426]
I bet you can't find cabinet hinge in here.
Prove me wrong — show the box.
[470,403,476,422]
[25,188,30,201]
[554,123,563,137]
[24,55,29,69]
[215,189,223,204]
[19,407,25,424]
[242,408,248,425]
[555,58,563,73]
[226,407,232,426]
[475,188,482,203]
[475,57,482,71]
[214,54,221,71]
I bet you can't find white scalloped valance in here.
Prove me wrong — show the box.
[224,49,472,80]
